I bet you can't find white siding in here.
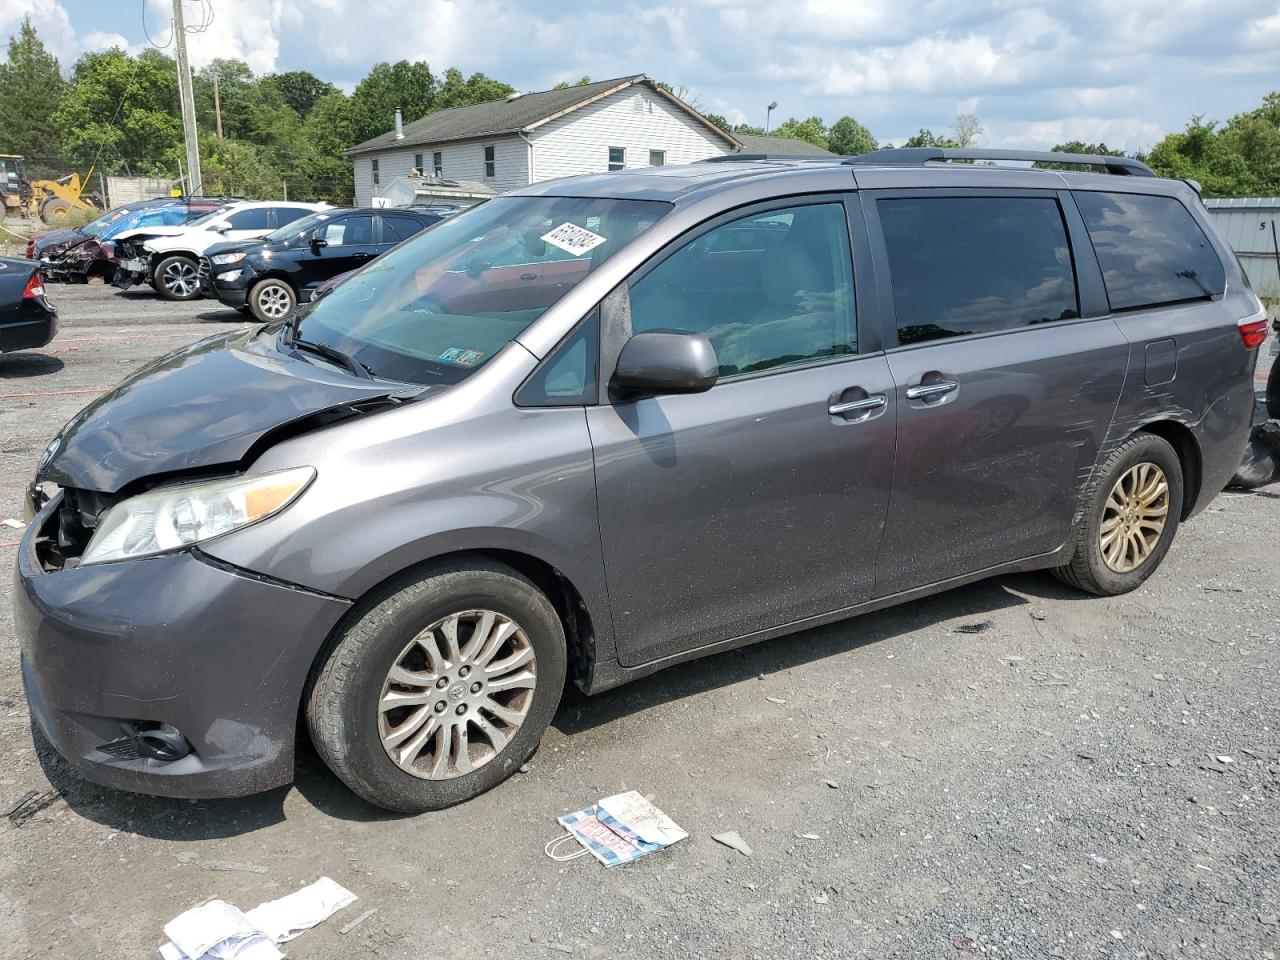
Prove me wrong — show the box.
[530,86,731,181]
[352,137,529,205]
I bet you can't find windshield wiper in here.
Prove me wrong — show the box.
[291,337,376,380]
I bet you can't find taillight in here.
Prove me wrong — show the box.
[1238,311,1268,350]
[21,271,45,301]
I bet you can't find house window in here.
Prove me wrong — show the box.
[414,153,423,175]
[608,146,625,171]
[649,150,665,166]
[484,145,496,179]
[433,151,443,177]
[371,158,380,185]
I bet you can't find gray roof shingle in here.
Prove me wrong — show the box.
[734,134,835,156]
[346,75,737,155]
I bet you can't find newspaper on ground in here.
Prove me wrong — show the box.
[158,877,356,959]
[551,790,687,867]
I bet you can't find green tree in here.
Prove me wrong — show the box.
[349,60,437,143]
[52,48,181,174]
[553,75,592,89]
[827,116,876,155]
[434,68,514,110]
[261,70,337,119]
[902,128,955,148]
[1052,141,1124,156]
[770,116,828,148]
[0,18,67,168]
[703,113,732,133]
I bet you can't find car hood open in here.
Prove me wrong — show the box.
[38,327,424,494]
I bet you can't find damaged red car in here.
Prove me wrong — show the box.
[29,197,232,283]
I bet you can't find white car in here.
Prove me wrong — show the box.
[113,201,330,301]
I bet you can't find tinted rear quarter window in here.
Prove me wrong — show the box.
[382,216,431,243]
[878,196,1079,346]
[1074,191,1225,311]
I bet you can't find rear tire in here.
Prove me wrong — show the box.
[1053,432,1183,596]
[306,561,566,813]
[154,255,201,300]
[247,278,297,323]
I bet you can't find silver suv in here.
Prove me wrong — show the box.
[16,149,1265,812]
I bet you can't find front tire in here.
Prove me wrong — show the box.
[247,278,297,323]
[154,255,201,300]
[1053,432,1183,596]
[306,561,566,813]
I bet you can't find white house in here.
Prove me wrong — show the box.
[344,75,831,206]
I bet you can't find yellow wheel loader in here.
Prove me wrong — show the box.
[0,155,103,224]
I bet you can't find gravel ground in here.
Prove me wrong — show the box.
[1,284,1277,960]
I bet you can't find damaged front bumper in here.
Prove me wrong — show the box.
[15,494,352,799]
[38,241,116,284]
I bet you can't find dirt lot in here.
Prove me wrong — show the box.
[1,285,1278,960]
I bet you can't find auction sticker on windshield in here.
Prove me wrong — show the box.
[541,222,607,257]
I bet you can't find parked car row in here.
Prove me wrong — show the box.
[26,195,462,319]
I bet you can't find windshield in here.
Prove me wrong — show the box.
[264,210,336,244]
[185,204,238,227]
[293,195,669,385]
[82,203,155,238]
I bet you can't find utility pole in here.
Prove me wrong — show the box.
[172,0,203,195]
[212,67,224,139]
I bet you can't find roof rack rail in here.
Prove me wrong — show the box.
[701,154,833,163]
[844,147,1156,178]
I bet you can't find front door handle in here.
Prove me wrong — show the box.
[351,252,373,260]
[829,394,887,416]
[905,380,959,401]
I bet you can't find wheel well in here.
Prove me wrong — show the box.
[1139,420,1201,519]
[306,549,598,705]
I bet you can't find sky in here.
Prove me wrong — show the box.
[1,0,1278,152]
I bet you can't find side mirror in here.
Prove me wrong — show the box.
[613,331,719,397]
[213,221,231,232]
[310,235,328,250]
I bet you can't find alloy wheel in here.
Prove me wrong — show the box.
[257,284,293,318]
[1100,461,1169,573]
[162,260,198,297]
[377,609,537,780]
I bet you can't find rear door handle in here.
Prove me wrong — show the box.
[829,394,887,416]
[351,252,373,260]
[905,380,959,401]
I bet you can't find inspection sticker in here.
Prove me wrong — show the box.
[437,347,486,367]
[541,222,607,257]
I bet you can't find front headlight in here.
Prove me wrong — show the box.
[211,251,245,265]
[80,467,315,565]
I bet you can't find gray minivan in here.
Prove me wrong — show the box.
[16,149,1266,812]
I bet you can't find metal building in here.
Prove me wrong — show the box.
[1203,197,1280,299]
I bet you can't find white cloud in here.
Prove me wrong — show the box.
[810,34,1008,97]
[1002,116,1166,152]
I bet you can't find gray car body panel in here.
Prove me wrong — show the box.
[16,158,1260,797]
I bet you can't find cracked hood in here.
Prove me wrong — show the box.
[32,228,88,259]
[38,327,421,493]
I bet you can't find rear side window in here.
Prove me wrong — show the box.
[878,197,1079,346]
[1074,191,1226,312]
[382,215,430,243]
[275,208,310,228]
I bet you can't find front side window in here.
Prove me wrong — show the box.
[319,215,374,246]
[608,146,625,171]
[371,158,380,185]
[1074,191,1226,312]
[433,151,443,177]
[293,195,669,385]
[878,196,1079,346]
[225,207,274,230]
[649,150,665,166]
[484,145,496,178]
[630,202,856,378]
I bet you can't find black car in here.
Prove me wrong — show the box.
[202,207,447,321]
[0,257,57,353]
